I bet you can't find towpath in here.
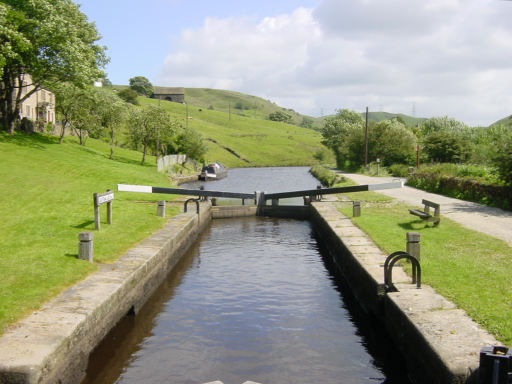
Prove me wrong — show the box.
[338,172,512,247]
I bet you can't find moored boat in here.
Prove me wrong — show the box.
[199,162,227,181]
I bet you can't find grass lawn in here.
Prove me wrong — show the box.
[0,132,180,334]
[338,199,512,345]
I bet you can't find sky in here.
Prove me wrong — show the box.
[78,0,512,126]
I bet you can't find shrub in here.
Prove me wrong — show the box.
[310,165,337,187]
[389,163,411,177]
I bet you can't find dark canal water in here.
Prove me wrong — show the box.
[82,167,410,384]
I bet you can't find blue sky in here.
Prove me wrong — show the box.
[78,0,318,86]
[78,0,512,126]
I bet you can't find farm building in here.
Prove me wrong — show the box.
[152,86,185,103]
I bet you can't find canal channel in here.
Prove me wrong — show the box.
[82,167,411,384]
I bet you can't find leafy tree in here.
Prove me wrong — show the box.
[173,128,208,162]
[320,109,364,168]
[0,0,108,134]
[128,105,177,165]
[268,110,292,123]
[345,119,416,166]
[66,86,102,145]
[422,130,471,163]
[95,88,128,159]
[421,116,467,136]
[53,82,82,143]
[117,88,139,105]
[493,134,512,185]
[129,76,153,97]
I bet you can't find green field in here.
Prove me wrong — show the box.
[324,173,512,345]
[139,96,333,167]
[0,132,180,333]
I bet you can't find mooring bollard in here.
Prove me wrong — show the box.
[157,200,166,217]
[353,201,361,217]
[211,197,217,206]
[78,232,93,262]
[406,232,421,261]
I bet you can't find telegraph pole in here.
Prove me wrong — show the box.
[364,106,369,169]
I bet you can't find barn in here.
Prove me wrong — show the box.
[152,86,185,103]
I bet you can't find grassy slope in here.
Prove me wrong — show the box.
[326,172,512,344]
[491,114,512,129]
[184,88,325,128]
[139,96,333,167]
[0,132,180,333]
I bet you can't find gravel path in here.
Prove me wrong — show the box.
[339,172,512,247]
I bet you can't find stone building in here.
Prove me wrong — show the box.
[152,86,185,103]
[17,74,56,125]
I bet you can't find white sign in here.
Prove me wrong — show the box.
[96,192,114,205]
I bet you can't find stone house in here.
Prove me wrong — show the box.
[152,86,185,103]
[17,74,56,125]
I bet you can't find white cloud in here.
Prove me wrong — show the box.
[157,0,512,125]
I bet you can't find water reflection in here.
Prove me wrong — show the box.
[83,218,410,384]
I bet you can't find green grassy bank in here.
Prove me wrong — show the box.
[0,132,179,333]
[139,97,332,167]
[312,167,512,345]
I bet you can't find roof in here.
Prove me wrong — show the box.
[152,86,185,95]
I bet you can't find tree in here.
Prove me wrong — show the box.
[129,76,153,97]
[493,134,512,186]
[422,130,470,163]
[95,88,128,159]
[345,119,416,166]
[117,88,139,105]
[53,82,81,143]
[0,0,108,134]
[174,128,208,162]
[268,110,292,123]
[421,116,467,136]
[128,105,177,165]
[320,109,364,168]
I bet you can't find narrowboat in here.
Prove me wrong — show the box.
[199,162,228,181]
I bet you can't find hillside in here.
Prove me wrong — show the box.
[491,114,512,129]
[138,96,333,167]
[183,88,325,129]
[0,132,180,333]
[362,111,426,126]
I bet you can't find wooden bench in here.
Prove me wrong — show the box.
[409,199,440,225]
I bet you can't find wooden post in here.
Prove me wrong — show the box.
[93,190,114,230]
[78,232,93,262]
[157,200,166,217]
[106,189,112,224]
[93,193,100,230]
[272,198,279,206]
[353,201,361,217]
[407,232,421,261]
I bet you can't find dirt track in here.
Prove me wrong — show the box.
[340,172,512,247]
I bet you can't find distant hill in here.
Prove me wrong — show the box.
[362,111,426,126]
[491,115,512,129]
[115,84,425,128]
[183,88,325,129]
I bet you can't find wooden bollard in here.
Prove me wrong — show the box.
[406,232,421,261]
[78,232,93,262]
[157,200,166,217]
[353,201,361,217]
